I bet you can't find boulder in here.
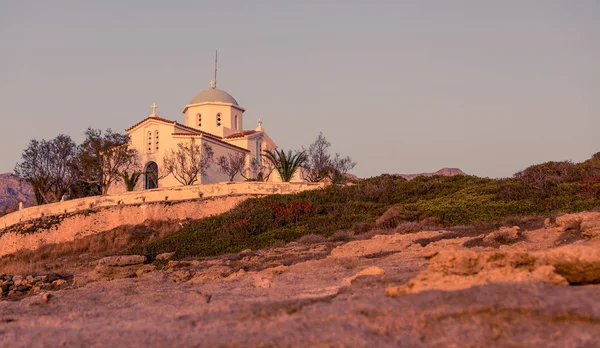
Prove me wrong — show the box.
[135,264,157,277]
[483,226,520,244]
[342,266,385,286]
[98,255,146,267]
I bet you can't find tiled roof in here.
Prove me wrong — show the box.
[127,116,250,152]
[127,116,222,138]
[171,133,250,153]
[125,116,178,132]
[225,130,259,139]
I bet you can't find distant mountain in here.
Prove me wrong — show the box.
[0,173,35,215]
[397,168,467,180]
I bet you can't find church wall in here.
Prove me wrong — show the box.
[184,103,242,137]
[125,121,186,192]
[199,137,249,184]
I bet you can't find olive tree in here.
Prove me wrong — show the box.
[15,135,79,204]
[78,128,139,195]
[162,138,214,185]
[216,152,247,181]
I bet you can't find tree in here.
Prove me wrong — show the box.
[302,132,332,182]
[14,135,79,205]
[120,171,142,191]
[162,138,214,185]
[216,152,247,181]
[78,128,139,195]
[263,149,307,182]
[330,153,357,184]
[242,157,275,181]
[302,133,357,183]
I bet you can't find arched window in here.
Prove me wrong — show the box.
[234,115,239,130]
[197,113,202,127]
[144,162,158,189]
[155,131,159,150]
[216,113,221,127]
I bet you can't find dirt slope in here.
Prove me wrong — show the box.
[1,212,599,347]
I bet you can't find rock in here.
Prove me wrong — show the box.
[12,275,23,286]
[98,255,146,267]
[16,285,31,292]
[252,274,272,288]
[171,270,193,282]
[261,265,289,276]
[555,212,600,232]
[483,226,520,244]
[189,266,231,283]
[328,233,425,258]
[135,264,157,277]
[544,218,552,226]
[386,248,576,297]
[52,279,67,287]
[539,244,600,284]
[156,252,175,261]
[91,264,136,280]
[44,273,64,283]
[343,266,385,286]
[580,219,600,239]
[40,293,52,303]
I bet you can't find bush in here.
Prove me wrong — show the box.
[133,153,600,260]
[297,234,327,245]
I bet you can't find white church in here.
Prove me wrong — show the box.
[110,80,277,193]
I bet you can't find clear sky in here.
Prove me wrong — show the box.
[1,1,598,178]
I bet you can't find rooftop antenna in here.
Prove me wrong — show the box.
[213,50,218,89]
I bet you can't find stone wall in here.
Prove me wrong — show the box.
[0,182,325,257]
[0,182,325,230]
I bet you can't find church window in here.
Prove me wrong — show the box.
[256,140,262,165]
[155,131,159,150]
[147,132,153,153]
[197,113,202,127]
[216,113,221,127]
[234,115,238,130]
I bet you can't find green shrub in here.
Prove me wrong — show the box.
[133,154,600,259]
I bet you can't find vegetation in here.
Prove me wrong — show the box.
[161,139,214,185]
[302,132,356,183]
[14,129,138,203]
[263,149,307,182]
[14,135,80,204]
[78,128,139,195]
[120,171,142,191]
[215,152,247,181]
[132,152,600,259]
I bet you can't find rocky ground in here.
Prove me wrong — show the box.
[1,212,600,347]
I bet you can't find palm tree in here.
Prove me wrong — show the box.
[263,149,307,182]
[120,171,141,191]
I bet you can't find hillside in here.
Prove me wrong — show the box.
[0,173,35,215]
[2,154,600,345]
[397,167,467,180]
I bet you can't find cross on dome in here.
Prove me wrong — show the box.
[209,80,216,89]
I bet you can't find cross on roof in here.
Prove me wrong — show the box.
[151,103,158,116]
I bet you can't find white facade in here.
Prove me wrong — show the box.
[109,83,278,193]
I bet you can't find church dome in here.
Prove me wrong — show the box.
[189,88,239,106]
